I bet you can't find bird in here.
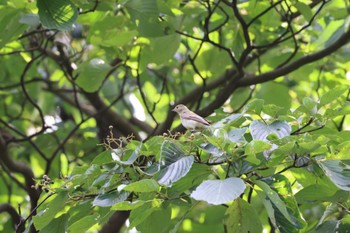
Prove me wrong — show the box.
[172,104,210,131]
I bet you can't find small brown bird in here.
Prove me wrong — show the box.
[172,104,210,131]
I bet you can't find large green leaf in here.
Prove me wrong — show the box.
[225,198,263,233]
[37,0,78,30]
[33,192,68,230]
[318,160,350,191]
[190,177,246,205]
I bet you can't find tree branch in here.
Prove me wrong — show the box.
[0,134,40,214]
[236,25,350,87]
[0,203,23,231]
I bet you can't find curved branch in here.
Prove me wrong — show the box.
[0,134,40,212]
[236,25,350,87]
[0,203,23,231]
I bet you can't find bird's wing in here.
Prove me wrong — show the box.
[186,114,210,126]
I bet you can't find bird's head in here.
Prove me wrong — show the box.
[172,104,189,114]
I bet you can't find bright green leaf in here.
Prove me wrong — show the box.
[123,179,159,192]
[33,192,68,230]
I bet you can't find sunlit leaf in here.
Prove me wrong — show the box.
[37,0,78,30]
[33,192,68,230]
[123,179,159,192]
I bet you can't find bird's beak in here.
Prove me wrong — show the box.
[172,108,175,112]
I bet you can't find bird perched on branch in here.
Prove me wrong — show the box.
[172,104,210,131]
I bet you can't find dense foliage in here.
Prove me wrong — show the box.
[0,0,350,232]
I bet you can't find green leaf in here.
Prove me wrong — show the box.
[160,140,185,165]
[212,113,243,129]
[167,163,211,196]
[75,58,110,93]
[319,85,348,107]
[0,8,28,48]
[302,97,317,115]
[40,214,69,233]
[256,83,291,113]
[243,99,264,114]
[227,127,247,143]
[129,200,162,228]
[111,200,145,211]
[157,156,194,187]
[111,142,142,165]
[68,214,99,233]
[295,184,337,203]
[141,34,181,64]
[225,198,263,233]
[339,216,350,232]
[315,220,338,233]
[93,191,129,207]
[37,0,78,30]
[250,120,291,141]
[136,207,172,233]
[124,0,158,17]
[255,180,294,225]
[123,179,159,192]
[33,192,68,230]
[294,2,313,21]
[190,178,246,205]
[318,160,350,191]
[91,150,113,165]
[156,141,194,187]
[245,140,272,155]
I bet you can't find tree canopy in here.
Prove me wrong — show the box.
[0,0,350,232]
